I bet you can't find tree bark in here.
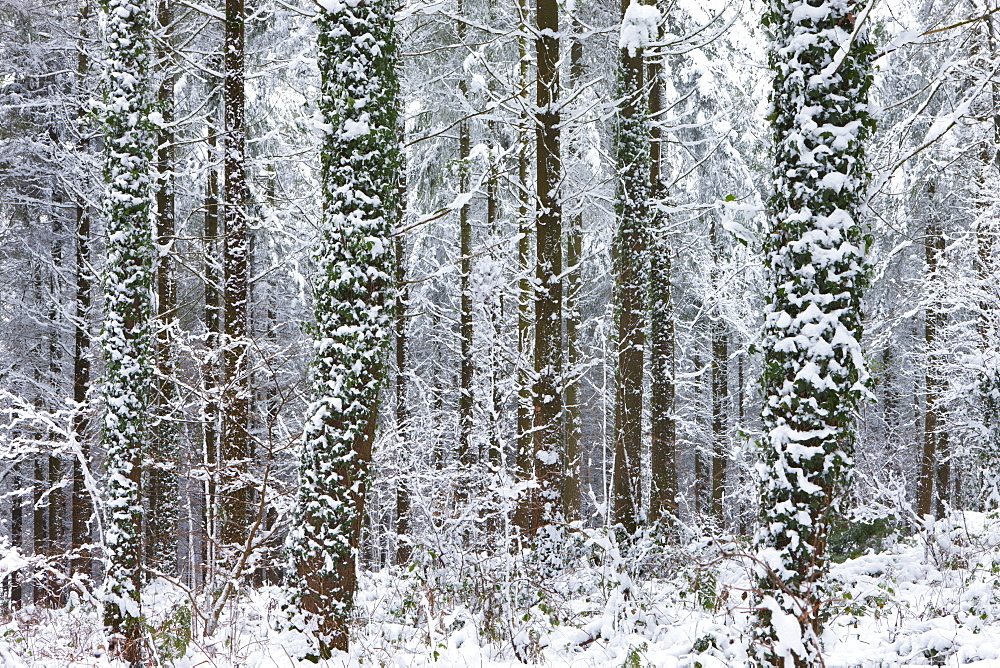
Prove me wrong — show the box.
[149,0,178,575]
[514,0,534,532]
[710,220,728,522]
[457,0,474,468]
[612,0,650,536]
[220,0,252,549]
[918,215,948,520]
[203,125,221,586]
[289,2,400,655]
[563,12,585,524]
[530,0,564,534]
[647,7,675,527]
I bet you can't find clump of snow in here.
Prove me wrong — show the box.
[619,2,661,57]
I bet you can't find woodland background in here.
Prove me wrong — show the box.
[0,0,999,661]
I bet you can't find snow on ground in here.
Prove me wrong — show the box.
[2,512,1000,666]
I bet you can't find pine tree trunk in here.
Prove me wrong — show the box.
[98,0,157,659]
[149,0,178,575]
[977,5,1000,510]
[457,1,474,468]
[394,233,411,565]
[220,0,252,549]
[46,211,64,606]
[710,220,728,523]
[202,125,221,587]
[288,1,400,656]
[612,0,650,536]
[10,463,22,607]
[71,199,92,580]
[530,0,563,534]
[563,12,585,524]
[647,3,675,528]
[514,0,534,532]
[486,159,504,474]
[918,216,948,520]
[70,1,93,583]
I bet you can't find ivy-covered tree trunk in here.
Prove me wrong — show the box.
[612,0,652,537]
[98,0,156,661]
[753,0,875,665]
[286,0,400,657]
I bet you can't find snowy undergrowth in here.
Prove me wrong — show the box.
[3,512,1000,666]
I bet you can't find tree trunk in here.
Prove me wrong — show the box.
[457,0,474,468]
[203,126,221,587]
[220,0,252,549]
[514,0,534,532]
[710,220,728,523]
[394,232,410,565]
[563,12,585,524]
[753,0,874,664]
[612,0,650,536]
[648,222,675,526]
[919,216,948,520]
[530,0,564,534]
[10,463,22,607]
[149,0,178,575]
[98,0,157,658]
[647,3,675,529]
[71,199,92,580]
[289,2,400,656]
[70,0,93,584]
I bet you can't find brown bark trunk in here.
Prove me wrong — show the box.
[918,215,946,520]
[149,0,178,574]
[70,1,93,583]
[71,200,92,579]
[563,13,585,524]
[203,126,221,584]
[530,0,563,533]
[514,0,534,532]
[647,13,675,528]
[710,220,728,522]
[458,4,474,466]
[612,0,645,536]
[221,0,252,548]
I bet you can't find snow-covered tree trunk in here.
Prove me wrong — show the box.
[710,219,729,522]
[918,213,948,520]
[220,0,252,550]
[613,0,655,536]
[98,0,156,661]
[529,0,563,534]
[148,0,178,574]
[514,0,535,532]
[753,0,875,665]
[286,0,400,657]
[457,1,474,469]
[563,9,586,523]
[71,0,95,582]
[647,0,675,529]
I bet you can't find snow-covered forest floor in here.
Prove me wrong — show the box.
[2,512,1000,667]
